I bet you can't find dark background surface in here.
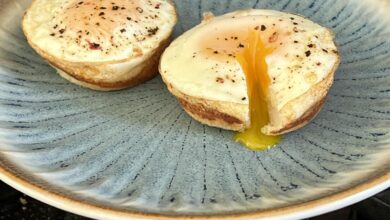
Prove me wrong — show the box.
[0,181,388,220]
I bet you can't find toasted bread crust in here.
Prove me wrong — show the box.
[269,96,326,135]
[48,39,169,91]
[178,98,244,131]
[160,76,249,131]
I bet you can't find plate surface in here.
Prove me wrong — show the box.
[0,0,390,219]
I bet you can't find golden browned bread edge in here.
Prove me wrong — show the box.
[160,76,250,131]
[22,0,177,91]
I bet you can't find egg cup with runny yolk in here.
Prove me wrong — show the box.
[23,0,177,91]
[159,9,340,150]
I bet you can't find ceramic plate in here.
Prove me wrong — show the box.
[0,0,389,219]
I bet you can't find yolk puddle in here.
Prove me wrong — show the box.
[234,30,281,150]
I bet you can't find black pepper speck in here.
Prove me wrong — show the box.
[136,7,143,13]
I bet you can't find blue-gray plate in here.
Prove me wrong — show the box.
[0,0,389,219]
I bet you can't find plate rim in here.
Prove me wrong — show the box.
[1,0,390,219]
[1,163,389,220]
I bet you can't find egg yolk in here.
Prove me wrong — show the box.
[234,30,281,150]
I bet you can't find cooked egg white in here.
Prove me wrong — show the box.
[160,9,339,150]
[23,0,177,90]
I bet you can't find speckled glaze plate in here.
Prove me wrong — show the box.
[0,0,390,219]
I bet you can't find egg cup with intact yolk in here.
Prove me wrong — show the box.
[23,0,177,91]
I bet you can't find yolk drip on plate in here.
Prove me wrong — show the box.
[234,30,281,150]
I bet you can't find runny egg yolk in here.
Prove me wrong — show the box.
[234,30,281,150]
